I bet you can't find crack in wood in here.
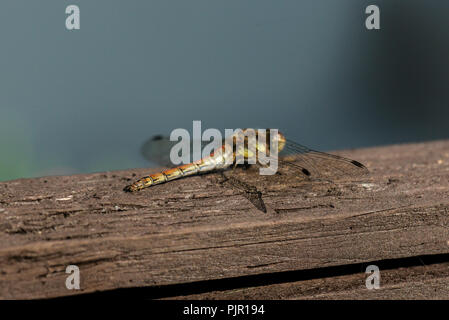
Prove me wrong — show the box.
[274,204,335,214]
[51,252,449,300]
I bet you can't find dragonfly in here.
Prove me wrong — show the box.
[124,129,368,193]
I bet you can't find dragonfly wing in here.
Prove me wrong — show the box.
[278,139,368,179]
[141,135,176,167]
[141,135,224,167]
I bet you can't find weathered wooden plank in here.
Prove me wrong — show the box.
[0,140,449,299]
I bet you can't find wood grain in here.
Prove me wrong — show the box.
[1,140,449,299]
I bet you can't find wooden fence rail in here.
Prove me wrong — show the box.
[1,140,449,299]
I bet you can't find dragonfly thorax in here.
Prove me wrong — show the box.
[230,129,286,163]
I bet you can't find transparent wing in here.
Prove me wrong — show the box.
[277,139,368,179]
[141,135,224,167]
[141,135,175,167]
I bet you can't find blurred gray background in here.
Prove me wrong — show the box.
[1,0,448,181]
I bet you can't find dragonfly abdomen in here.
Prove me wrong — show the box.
[123,163,198,192]
[124,151,230,192]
